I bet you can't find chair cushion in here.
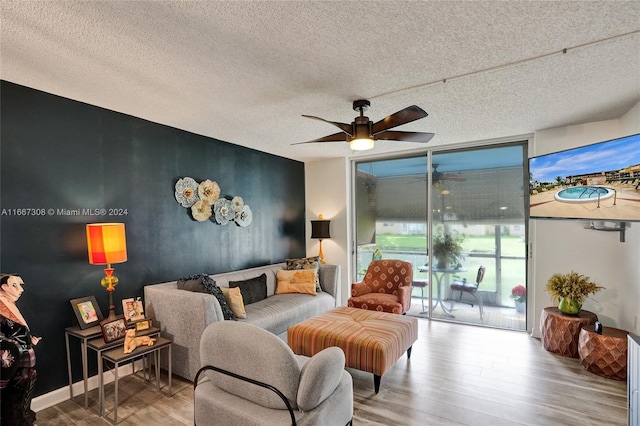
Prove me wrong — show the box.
[450,281,478,293]
[297,347,345,411]
[348,293,403,314]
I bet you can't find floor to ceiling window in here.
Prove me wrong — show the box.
[354,141,528,331]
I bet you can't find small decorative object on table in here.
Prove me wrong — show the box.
[100,316,127,343]
[545,271,604,315]
[121,297,145,323]
[134,318,151,331]
[123,329,156,354]
[70,295,104,329]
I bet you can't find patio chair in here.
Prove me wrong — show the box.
[450,266,486,319]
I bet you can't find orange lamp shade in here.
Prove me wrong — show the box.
[86,223,128,265]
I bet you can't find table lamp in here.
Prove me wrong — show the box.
[311,214,331,264]
[86,223,127,319]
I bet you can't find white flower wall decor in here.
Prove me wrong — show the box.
[174,177,253,226]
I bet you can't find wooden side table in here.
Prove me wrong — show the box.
[540,307,598,358]
[578,325,628,380]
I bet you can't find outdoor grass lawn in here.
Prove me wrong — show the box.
[375,234,526,257]
[370,234,527,304]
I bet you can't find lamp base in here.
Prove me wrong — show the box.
[107,290,116,319]
[318,240,326,264]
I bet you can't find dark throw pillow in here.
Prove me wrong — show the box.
[178,273,236,321]
[229,273,267,305]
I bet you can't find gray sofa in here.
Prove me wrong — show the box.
[144,263,340,381]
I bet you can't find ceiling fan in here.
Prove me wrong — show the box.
[293,99,435,151]
[432,164,466,184]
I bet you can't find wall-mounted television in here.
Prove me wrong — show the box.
[529,133,640,222]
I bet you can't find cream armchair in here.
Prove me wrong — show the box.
[194,321,353,426]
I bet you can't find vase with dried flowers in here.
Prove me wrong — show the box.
[545,271,604,315]
[432,230,464,269]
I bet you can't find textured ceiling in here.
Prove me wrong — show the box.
[1,1,639,163]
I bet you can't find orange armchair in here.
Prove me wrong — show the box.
[348,260,413,314]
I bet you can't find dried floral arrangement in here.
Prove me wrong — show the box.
[545,271,604,304]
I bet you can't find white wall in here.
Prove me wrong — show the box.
[530,103,640,337]
[304,158,351,306]
[305,102,640,337]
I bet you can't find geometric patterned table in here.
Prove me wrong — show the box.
[540,307,598,358]
[578,325,628,380]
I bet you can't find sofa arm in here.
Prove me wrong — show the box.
[144,282,224,380]
[318,264,340,303]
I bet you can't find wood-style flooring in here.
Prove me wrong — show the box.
[36,319,627,425]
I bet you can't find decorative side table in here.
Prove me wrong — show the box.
[540,307,598,358]
[578,325,628,380]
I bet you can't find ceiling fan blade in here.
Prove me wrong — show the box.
[291,132,347,145]
[375,130,435,143]
[302,115,353,135]
[371,105,428,135]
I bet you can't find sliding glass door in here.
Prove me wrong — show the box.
[354,142,528,331]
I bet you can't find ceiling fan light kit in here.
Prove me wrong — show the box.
[295,99,435,150]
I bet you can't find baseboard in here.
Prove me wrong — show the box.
[32,359,144,412]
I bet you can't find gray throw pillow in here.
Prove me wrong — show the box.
[176,275,207,293]
[229,273,267,305]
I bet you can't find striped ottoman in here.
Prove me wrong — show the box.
[288,306,418,393]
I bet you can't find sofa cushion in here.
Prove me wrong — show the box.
[221,287,246,319]
[286,256,321,292]
[177,275,207,293]
[276,269,317,295]
[200,275,236,321]
[229,273,267,305]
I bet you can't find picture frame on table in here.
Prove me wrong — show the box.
[121,297,145,323]
[100,316,128,343]
[134,319,151,331]
[70,296,104,330]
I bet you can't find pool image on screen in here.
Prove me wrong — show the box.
[529,133,640,222]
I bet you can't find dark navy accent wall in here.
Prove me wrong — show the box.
[0,81,306,395]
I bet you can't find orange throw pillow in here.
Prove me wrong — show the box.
[276,270,317,295]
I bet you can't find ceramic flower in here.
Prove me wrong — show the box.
[231,196,245,212]
[235,205,252,227]
[174,177,199,207]
[198,179,220,205]
[213,198,235,225]
[191,200,212,222]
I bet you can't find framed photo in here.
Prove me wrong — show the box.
[121,297,145,323]
[70,296,104,330]
[100,316,127,343]
[134,319,151,331]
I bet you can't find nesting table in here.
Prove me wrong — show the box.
[578,325,628,380]
[65,325,171,423]
[540,307,598,358]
